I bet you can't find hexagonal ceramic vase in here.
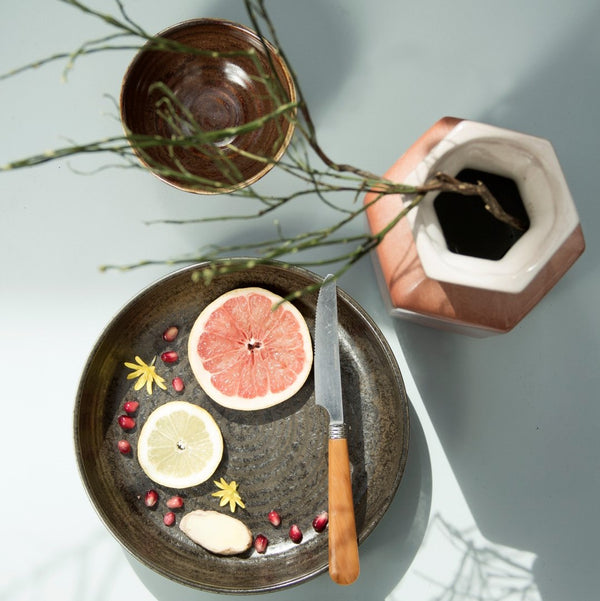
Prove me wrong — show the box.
[364,117,585,336]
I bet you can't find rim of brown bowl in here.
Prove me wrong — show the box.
[120,18,297,195]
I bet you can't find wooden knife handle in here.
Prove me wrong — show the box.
[328,436,360,585]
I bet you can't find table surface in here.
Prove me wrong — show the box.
[2,1,599,600]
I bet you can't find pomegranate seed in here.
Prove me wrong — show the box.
[289,524,303,544]
[117,439,131,454]
[163,511,176,526]
[172,377,184,392]
[312,511,329,533]
[268,510,281,527]
[118,415,136,430]
[161,350,179,363]
[254,534,268,554]
[166,495,184,509]
[123,400,139,414]
[162,326,179,342]
[144,489,158,508]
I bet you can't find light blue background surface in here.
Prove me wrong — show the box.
[1,1,598,600]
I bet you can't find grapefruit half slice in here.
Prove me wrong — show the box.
[188,287,313,410]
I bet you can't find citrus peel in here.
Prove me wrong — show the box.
[187,287,313,411]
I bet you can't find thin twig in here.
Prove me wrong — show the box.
[1,0,527,297]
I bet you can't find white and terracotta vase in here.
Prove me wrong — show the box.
[365,117,585,336]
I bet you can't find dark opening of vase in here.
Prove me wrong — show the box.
[433,168,530,261]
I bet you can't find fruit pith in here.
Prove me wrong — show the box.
[188,287,313,411]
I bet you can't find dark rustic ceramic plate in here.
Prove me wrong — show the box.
[74,260,409,593]
[120,19,296,194]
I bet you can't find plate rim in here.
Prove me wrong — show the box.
[73,259,410,593]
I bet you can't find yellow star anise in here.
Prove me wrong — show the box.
[124,355,167,395]
[212,478,246,513]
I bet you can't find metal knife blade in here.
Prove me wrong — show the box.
[314,274,344,427]
[314,274,360,585]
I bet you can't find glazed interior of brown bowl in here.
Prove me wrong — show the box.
[120,19,296,194]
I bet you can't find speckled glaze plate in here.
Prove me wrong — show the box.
[74,260,409,593]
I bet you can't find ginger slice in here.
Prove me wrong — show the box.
[179,509,253,555]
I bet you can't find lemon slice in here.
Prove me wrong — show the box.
[137,401,223,488]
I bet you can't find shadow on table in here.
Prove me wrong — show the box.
[0,529,123,601]
[389,6,600,601]
[126,398,432,600]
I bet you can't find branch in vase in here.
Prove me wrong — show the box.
[1,0,525,294]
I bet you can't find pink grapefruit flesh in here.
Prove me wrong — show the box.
[187,287,313,410]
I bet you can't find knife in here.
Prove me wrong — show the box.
[314,274,360,585]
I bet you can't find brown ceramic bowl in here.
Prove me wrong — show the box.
[74,259,410,593]
[120,19,296,194]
